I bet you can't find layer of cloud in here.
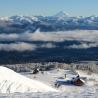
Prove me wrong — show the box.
[40,43,56,48]
[66,43,98,49]
[0,42,56,51]
[0,30,98,51]
[0,30,98,42]
[0,42,98,52]
[0,42,37,51]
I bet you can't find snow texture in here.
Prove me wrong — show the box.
[0,66,58,93]
[0,66,98,98]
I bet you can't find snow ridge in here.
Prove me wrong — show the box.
[0,66,58,93]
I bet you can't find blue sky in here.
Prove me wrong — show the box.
[0,0,98,16]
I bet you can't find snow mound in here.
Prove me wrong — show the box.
[0,66,58,93]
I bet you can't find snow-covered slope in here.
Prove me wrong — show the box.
[21,68,98,98]
[0,66,98,97]
[0,66,57,93]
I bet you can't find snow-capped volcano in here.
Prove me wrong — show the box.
[0,66,57,93]
[54,11,69,18]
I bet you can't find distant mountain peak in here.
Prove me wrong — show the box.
[54,11,69,18]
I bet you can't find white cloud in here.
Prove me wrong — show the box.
[0,30,98,51]
[66,43,98,49]
[0,30,98,42]
[0,42,56,51]
[0,42,37,51]
[40,43,56,48]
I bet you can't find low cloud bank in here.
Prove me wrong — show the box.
[0,30,98,42]
[0,30,98,51]
[66,43,98,49]
[0,42,36,51]
[40,43,56,48]
[0,42,56,51]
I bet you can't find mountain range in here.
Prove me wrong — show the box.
[0,11,98,33]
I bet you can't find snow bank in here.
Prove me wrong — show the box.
[0,66,58,93]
